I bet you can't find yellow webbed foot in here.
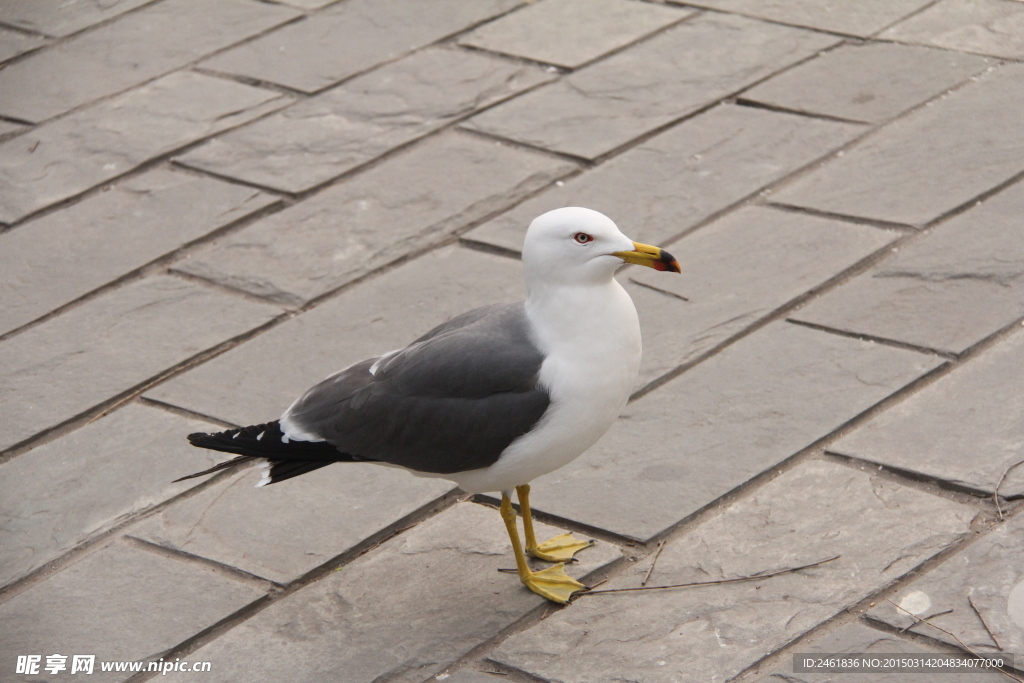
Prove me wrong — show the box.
[528,532,594,563]
[521,563,588,604]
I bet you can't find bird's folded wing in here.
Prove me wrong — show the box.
[283,302,551,475]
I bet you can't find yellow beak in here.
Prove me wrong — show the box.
[612,242,681,273]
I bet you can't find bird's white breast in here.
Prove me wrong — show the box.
[450,278,641,493]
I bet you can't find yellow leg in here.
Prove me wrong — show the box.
[516,484,593,563]
[500,492,586,604]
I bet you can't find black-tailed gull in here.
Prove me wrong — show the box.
[178,207,680,603]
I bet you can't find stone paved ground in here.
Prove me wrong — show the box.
[2,1,1024,681]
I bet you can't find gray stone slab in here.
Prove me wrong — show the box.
[881,0,1024,60]
[0,25,45,63]
[463,104,863,254]
[755,620,1007,682]
[626,206,898,390]
[160,502,619,683]
[0,275,281,453]
[134,462,453,584]
[200,0,521,93]
[0,169,277,336]
[462,13,838,160]
[743,42,991,124]
[791,179,1024,355]
[867,512,1024,658]
[771,64,1024,226]
[0,71,291,225]
[829,329,1024,497]
[0,403,223,588]
[528,321,943,541]
[174,131,574,306]
[0,0,299,123]
[175,46,554,194]
[147,245,525,427]
[680,0,933,37]
[0,0,152,37]
[491,459,974,683]
[0,119,26,142]
[457,0,689,68]
[0,541,264,683]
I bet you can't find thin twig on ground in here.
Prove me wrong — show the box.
[899,609,952,633]
[642,541,666,587]
[969,595,1006,651]
[887,599,1023,683]
[993,458,1024,520]
[580,555,840,596]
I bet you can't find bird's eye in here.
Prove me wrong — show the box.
[573,232,593,244]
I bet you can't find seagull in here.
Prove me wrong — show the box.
[177,207,679,603]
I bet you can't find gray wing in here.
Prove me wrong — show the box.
[283,302,551,475]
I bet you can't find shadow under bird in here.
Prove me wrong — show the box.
[178,206,680,603]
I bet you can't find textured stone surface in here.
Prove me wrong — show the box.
[829,329,1024,497]
[463,14,837,160]
[135,463,453,584]
[0,169,277,336]
[200,0,521,93]
[463,104,863,254]
[867,512,1024,657]
[148,245,524,426]
[791,180,1024,355]
[0,276,281,453]
[626,206,898,389]
[159,502,619,683]
[680,0,933,37]
[528,322,942,541]
[491,460,974,683]
[0,25,45,63]
[771,64,1024,226]
[0,541,264,683]
[755,620,1007,682]
[743,42,991,123]
[881,0,1024,59]
[0,0,152,37]
[0,120,26,141]
[0,71,290,225]
[175,47,553,194]
[0,403,222,588]
[0,0,299,123]
[458,0,688,68]
[174,131,574,306]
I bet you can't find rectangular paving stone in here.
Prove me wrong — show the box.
[462,13,838,160]
[0,541,265,683]
[200,0,521,93]
[463,104,863,255]
[159,502,619,683]
[0,25,46,63]
[0,71,291,225]
[680,0,933,37]
[829,328,1024,497]
[771,64,1024,226]
[491,459,974,683]
[0,275,281,453]
[0,0,152,37]
[174,131,575,306]
[881,0,1024,60]
[742,42,991,124]
[175,46,554,194]
[147,245,526,427]
[527,321,943,541]
[867,511,1024,658]
[0,168,278,337]
[0,0,299,123]
[790,179,1024,355]
[134,461,453,585]
[457,0,689,68]
[626,206,897,389]
[0,403,223,588]
[756,621,1007,682]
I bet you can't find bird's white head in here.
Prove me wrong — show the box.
[522,207,680,288]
